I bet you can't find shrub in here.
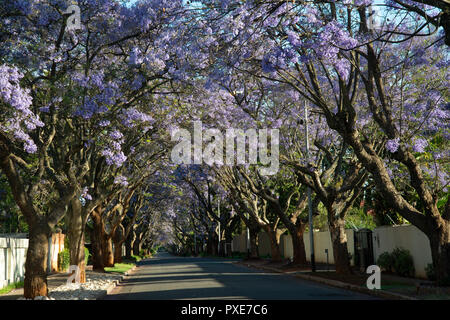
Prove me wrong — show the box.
[84,247,90,265]
[139,249,149,258]
[392,247,415,277]
[125,255,142,263]
[58,249,70,272]
[425,263,436,281]
[377,252,394,273]
[58,248,90,271]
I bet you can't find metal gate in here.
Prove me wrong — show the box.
[353,229,374,271]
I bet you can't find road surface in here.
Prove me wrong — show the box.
[104,252,378,300]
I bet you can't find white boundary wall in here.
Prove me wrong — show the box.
[0,237,28,289]
[373,224,432,278]
[283,229,356,266]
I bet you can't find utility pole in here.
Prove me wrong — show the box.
[217,198,221,256]
[246,222,250,258]
[305,100,316,272]
[194,230,197,256]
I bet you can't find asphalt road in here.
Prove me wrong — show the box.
[103,252,378,300]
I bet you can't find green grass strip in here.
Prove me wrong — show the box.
[0,281,24,295]
[104,263,135,274]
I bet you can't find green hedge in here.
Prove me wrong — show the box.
[57,247,90,272]
[376,247,415,277]
[392,247,415,277]
[377,251,394,273]
[58,249,70,272]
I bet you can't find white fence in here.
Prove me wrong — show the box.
[283,229,356,266]
[0,237,28,289]
[233,224,434,278]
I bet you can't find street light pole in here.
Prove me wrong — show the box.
[194,231,197,256]
[217,198,221,256]
[305,100,316,272]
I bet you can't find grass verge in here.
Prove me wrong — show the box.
[0,281,24,295]
[105,262,135,274]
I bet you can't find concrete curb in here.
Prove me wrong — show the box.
[239,262,417,300]
[96,264,137,300]
[96,280,119,300]
[124,265,138,276]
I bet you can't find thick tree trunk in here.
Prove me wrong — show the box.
[290,223,307,265]
[224,228,233,257]
[266,229,283,262]
[206,232,217,256]
[90,207,105,272]
[102,235,114,267]
[248,227,259,259]
[114,242,122,263]
[133,234,141,256]
[113,225,124,263]
[66,199,86,283]
[125,232,134,258]
[429,221,450,285]
[329,217,352,275]
[23,222,50,298]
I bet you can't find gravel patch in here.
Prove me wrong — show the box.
[18,272,123,300]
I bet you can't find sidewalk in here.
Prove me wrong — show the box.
[236,259,450,300]
[0,272,71,300]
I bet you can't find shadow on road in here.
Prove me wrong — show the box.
[105,253,379,300]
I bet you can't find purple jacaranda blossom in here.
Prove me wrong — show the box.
[0,64,43,153]
[114,175,129,187]
[386,138,400,153]
[81,187,92,201]
[413,138,428,153]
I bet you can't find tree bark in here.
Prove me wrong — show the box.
[329,217,352,274]
[66,199,86,283]
[429,220,450,285]
[206,234,218,256]
[266,228,283,262]
[113,225,125,263]
[23,222,50,298]
[102,235,114,267]
[114,243,122,263]
[132,232,141,256]
[248,227,260,259]
[290,223,308,265]
[90,207,105,272]
[125,230,135,258]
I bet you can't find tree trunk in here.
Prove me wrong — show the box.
[224,227,233,257]
[114,242,123,263]
[429,220,450,285]
[133,233,141,256]
[248,227,259,259]
[290,223,307,265]
[23,222,50,298]
[103,235,114,267]
[90,207,105,272]
[125,231,134,259]
[266,229,283,262]
[206,233,217,256]
[329,217,352,274]
[113,225,124,263]
[66,199,86,283]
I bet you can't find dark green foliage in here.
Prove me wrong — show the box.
[378,248,415,277]
[123,255,141,264]
[425,263,436,281]
[58,249,70,272]
[392,247,415,277]
[377,252,394,273]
